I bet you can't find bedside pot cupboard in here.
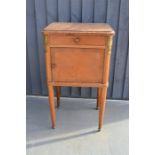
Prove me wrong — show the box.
[42,22,115,131]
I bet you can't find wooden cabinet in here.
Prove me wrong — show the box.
[43,22,115,130]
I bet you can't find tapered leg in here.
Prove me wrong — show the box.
[98,87,107,131]
[48,84,56,129]
[96,88,101,110]
[56,86,61,108]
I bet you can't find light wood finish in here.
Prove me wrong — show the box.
[43,22,115,130]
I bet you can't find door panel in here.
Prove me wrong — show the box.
[51,47,104,83]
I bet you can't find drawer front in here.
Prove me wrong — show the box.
[49,34,106,46]
[50,47,104,83]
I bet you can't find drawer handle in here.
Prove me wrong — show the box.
[73,37,80,43]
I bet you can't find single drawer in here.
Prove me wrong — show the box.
[49,34,106,46]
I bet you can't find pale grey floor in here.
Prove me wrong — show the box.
[26,96,129,155]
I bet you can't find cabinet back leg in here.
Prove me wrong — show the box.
[96,88,101,110]
[56,86,61,108]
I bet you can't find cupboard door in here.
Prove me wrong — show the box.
[51,47,104,83]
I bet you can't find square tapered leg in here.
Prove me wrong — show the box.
[48,84,56,129]
[98,87,107,130]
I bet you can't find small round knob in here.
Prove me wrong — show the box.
[73,37,80,43]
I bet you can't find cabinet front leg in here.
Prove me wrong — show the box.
[56,86,61,108]
[48,84,56,129]
[98,87,107,131]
